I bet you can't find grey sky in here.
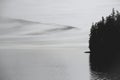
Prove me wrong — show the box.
[0,1,119,80]
[0,0,119,28]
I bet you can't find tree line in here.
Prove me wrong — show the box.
[89,9,120,54]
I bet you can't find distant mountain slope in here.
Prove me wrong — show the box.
[0,17,78,36]
[0,17,89,48]
[26,26,76,35]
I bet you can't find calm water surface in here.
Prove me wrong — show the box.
[0,47,89,80]
[0,0,120,80]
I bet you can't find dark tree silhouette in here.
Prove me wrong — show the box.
[89,9,120,73]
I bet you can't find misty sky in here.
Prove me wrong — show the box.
[0,1,120,80]
[0,0,120,28]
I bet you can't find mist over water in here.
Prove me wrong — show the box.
[0,0,120,80]
[0,17,89,80]
[0,48,89,80]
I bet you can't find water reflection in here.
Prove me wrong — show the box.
[90,54,120,80]
[90,70,120,80]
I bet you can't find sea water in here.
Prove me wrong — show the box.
[0,0,120,80]
[0,47,89,80]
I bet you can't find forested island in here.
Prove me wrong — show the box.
[89,9,120,73]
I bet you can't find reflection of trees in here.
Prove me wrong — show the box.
[89,9,120,54]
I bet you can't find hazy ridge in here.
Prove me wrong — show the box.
[0,17,88,48]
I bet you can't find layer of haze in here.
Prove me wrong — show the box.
[0,0,120,80]
[0,0,120,28]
